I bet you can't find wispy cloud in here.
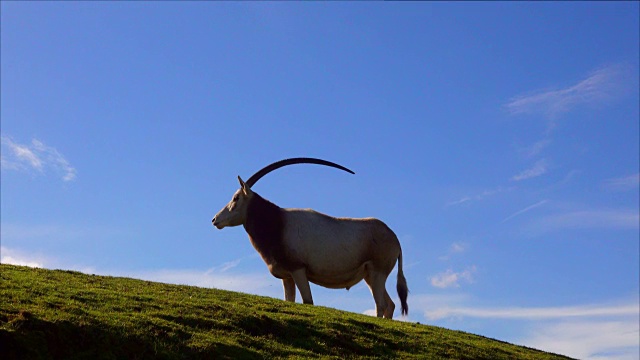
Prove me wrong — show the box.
[412,293,639,360]
[0,245,283,301]
[0,246,99,274]
[1,136,77,182]
[424,300,640,359]
[215,259,242,272]
[362,308,412,321]
[362,309,377,317]
[604,174,640,192]
[450,242,466,253]
[131,268,278,295]
[504,64,633,119]
[523,319,639,360]
[502,200,549,223]
[520,139,552,158]
[430,266,476,289]
[438,242,468,261]
[426,302,638,321]
[446,187,513,207]
[511,159,548,181]
[535,208,639,231]
[0,247,46,268]
[447,197,472,206]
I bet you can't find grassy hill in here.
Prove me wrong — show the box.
[0,264,573,359]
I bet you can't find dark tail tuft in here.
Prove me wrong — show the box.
[396,250,409,316]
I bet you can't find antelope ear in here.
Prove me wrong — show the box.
[238,176,250,195]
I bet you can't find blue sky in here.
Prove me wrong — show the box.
[1,2,638,359]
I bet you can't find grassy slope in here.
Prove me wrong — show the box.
[0,265,573,360]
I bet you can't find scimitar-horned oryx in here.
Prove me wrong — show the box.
[212,158,408,319]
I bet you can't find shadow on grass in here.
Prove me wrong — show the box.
[0,311,261,360]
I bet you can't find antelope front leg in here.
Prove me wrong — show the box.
[283,277,296,302]
[291,268,314,305]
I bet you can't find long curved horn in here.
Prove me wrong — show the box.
[245,157,355,188]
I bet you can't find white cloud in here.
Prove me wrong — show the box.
[521,139,552,158]
[425,300,639,360]
[430,266,476,289]
[604,174,640,192]
[131,268,278,295]
[523,319,639,360]
[450,242,465,253]
[1,138,43,169]
[501,200,549,223]
[214,259,242,272]
[362,309,377,316]
[425,303,639,321]
[0,245,280,298]
[31,139,77,181]
[439,242,467,261]
[412,293,639,359]
[504,64,632,119]
[511,159,548,181]
[446,197,472,206]
[0,247,46,268]
[535,209,639,231]
[0,246,99,274]
[1,136,76,182]
[446,187,514,207]
[547,170,581,190]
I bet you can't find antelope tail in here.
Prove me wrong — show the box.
[396,250,409,316]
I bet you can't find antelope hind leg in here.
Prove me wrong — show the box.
[383,289,395,319]
[364,270,389,318]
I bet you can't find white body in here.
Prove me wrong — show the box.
[212,176,408,319]
[277,209,399,289]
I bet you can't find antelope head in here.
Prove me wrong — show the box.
[211,157,354,229]
[212,176,253,229]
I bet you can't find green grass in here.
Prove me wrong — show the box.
[0,264,573,359]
